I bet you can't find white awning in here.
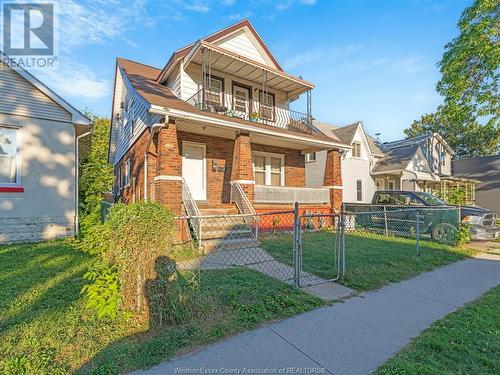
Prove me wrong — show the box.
[184,40,314,98]
[402,170,441,182]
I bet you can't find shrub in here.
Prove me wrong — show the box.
[80,201,177,323]
[81,261,121,318]
[454,223,472,246]
[79,116,114,236]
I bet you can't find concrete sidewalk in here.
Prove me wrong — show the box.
[131,254,500,375]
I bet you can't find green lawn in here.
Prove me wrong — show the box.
[0,240,323,375]
[261,230,478,291]
[375,285,500,374]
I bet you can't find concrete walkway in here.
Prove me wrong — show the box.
[132,254,500,375]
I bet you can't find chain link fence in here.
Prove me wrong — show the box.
[101,201,462,291]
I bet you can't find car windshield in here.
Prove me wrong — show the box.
[415,192,447,206]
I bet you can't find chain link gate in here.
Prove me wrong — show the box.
[294,204,346,287]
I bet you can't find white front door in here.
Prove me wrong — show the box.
[182,142,206,200]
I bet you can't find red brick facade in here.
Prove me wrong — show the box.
[114,122,342,213]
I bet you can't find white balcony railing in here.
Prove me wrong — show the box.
[254,185,330,205]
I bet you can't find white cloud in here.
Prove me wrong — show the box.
[276,0,316,10]
[36,59,110,100]
[284,45,364,70]
[226,11,253,20]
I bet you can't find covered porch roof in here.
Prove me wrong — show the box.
[151,105,349,152]
[184,40,315,99]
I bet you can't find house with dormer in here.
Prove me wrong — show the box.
[306,121,383,203]
[108,20,350,243]
[306,124,477,204]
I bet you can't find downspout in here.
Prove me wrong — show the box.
[75,128,93,237]
[144,116,168,200]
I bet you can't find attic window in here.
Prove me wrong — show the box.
[352,142,361,158]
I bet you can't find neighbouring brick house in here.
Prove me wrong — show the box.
[108,20,348,243]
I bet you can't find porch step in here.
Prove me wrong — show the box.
[202,237,261,252]
[197,203,239,216]
[201,227,254,241]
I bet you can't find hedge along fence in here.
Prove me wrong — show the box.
[81,201,176,323]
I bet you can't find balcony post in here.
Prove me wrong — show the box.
[307,89,312,124]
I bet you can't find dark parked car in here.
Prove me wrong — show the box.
[346,190,499,242]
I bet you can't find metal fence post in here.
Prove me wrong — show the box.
[341,212,346,278]
[383,206,389,237]
[293,202,300,287]
[416,210,421,256]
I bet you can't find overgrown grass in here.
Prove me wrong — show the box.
[261,230,478,291]
[375,285,500,374]
[0,240,323,374]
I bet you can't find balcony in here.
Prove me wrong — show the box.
[186,88,315,135]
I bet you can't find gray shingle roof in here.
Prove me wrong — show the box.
[372,143,420,173]
[313,120,384,155]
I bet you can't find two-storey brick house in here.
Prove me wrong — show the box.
[108,20,348,241]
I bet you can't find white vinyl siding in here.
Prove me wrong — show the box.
[0,62,72,123]
[215,29,270,66]
[112,66,155,166]
[166,63,181,98]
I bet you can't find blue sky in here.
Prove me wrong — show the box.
[13,0,472,141]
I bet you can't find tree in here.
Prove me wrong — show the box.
[405,0,500,158]
[79,115,114,235]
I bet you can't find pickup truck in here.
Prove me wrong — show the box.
[346,190,499,242]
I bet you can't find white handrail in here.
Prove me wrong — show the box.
[181,178,201,241]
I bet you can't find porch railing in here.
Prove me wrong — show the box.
[254,185,330,205]
[181,178,201,241]
[186,88,315,135]
[230,182,258,239]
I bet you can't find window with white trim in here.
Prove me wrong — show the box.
[352,142,361,158]
[305,152,316,162]
[205,76,224,107]
[252,152,284,187]
[356,179,364,202]
[0,126,19,185]
[259,91,275,121]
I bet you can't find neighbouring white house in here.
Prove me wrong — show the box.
[0,51,91,243]
[306,121,384,203]
[306,123,478,205]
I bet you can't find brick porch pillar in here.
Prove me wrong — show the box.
[230,132,254,201]
[154,120,183,216]
[323,149,343,212]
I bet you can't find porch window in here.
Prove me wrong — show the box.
[0,126,19,185]
[253,155,266,185]
[253,152,284,186]
[259,91,275,121]
[352,142,361,158]
[356,179,363,202]
[205,76,224,108]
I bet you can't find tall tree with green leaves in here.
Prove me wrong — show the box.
[405,0,500,158]
[79,115,113,235]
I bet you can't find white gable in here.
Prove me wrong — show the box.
[214,28,278,69]
[407,146,432,173]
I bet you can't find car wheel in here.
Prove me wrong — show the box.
[432,223,457,244]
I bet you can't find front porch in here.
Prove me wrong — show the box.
[151,117,344,218]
